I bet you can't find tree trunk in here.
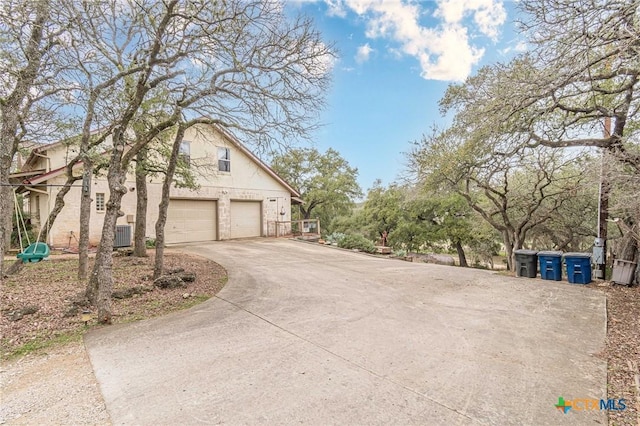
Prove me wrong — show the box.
[0,2,49,277]
[154,127,186,279]
[614,220,638,261]
[454,240,468,267]
[133,149,148,257]
[78,162,93,280]
[86,132,128,324]
[39,173,80,243]
[301,207,311,220]
[503,231,514,271]
[1,111,21,273]
[0,163,12,277]
[6,189,15,249]
[153,127,186,278]
[86,175,127,323]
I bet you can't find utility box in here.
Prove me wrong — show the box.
[593,238,605,266]
[514,249,538,278]
[115,225,132,248]
[564,253,592,284]
[611,259,637,285]
[538,251,563,281]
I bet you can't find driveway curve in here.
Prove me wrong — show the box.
[85,239,606,425]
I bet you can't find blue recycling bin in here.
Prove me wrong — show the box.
[538,251,563,281]
[514,249,538,278]
[563,253,592,284]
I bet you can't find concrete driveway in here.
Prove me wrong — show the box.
[85,239,606,425]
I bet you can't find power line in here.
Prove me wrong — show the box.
[1,183,83,187]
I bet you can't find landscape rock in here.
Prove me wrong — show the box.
[154,275,186,289]
[112,286,153,299]
[6,305,39,322]
[114,248,134,257]
[178,272,196,283]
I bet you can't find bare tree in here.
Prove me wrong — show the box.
[0,1,69,275]
[79,0,333,323]
[153,124,187,279]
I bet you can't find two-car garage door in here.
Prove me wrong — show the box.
[165,199,262,243]
[166,199,217,244]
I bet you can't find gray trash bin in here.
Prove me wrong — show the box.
[514,249,538,278]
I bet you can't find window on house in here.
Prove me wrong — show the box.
[179,141,191,167]
[96,193,105,212]
[218,147,230,172]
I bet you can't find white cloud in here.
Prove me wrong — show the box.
[325,0,347,17]
[435,0,506,40]
[355,43,373,63]
[499,40,528,56]
[322,0,507,82]
[416,24,484,81]
[514,40,528,52]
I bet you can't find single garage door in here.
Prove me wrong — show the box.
[230,201,262,239]
[166,199,217,244]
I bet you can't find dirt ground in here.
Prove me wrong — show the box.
[0,341,109,425]
[0,250,226,425]
[0,253,638,425]
[1,251,226,356]
[595,282,640,426]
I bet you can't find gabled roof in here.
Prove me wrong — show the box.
[19,123,301,199]
[21,126,110,169]
[211,124,300,198]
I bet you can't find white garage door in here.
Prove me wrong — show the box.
[166,199,217,244]
[230,201,262,239]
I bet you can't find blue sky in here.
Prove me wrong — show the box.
[285,1,528,193]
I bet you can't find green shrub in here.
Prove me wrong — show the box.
[145,238,156,248]
[325,232,346,245]
[392,249,407,257]
[338,234,376,253]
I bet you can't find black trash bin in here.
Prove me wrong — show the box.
[514,249,538,278]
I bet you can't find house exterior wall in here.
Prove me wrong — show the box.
[28,125,294,247]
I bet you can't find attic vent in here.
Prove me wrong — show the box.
[114,225,132,248]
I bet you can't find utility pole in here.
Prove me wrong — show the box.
[594,117,610,279]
